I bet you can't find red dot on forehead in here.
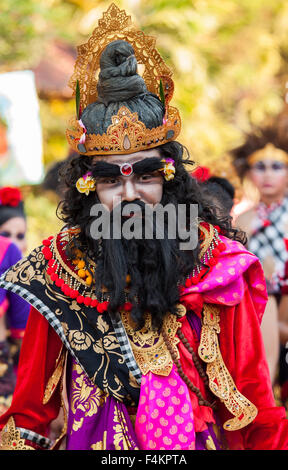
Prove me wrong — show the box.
[120,163,133,176]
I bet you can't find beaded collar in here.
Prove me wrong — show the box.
[41,223,226,312]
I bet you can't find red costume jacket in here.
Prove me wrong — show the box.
[0,228,287,450]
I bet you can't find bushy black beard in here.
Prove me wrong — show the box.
[88,200,196,329]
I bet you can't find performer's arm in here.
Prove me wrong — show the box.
[220,282,288,450]
[0,306,63,449]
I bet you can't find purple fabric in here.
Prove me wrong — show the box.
[196,422,222,450]
[66,358,139,450]
[64,311,224,450]
[65,352,223,450]
[0,237,30,330]
[64,306,223,450]
[186,310,202,340]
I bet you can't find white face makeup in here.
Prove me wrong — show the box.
[0,217,27,254]
[249,159,288,201]
[93,149,164,212]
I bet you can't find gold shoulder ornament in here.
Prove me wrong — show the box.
[0,417,34,450]
[198,304,258,431]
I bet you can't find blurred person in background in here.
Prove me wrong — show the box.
[0,187,30,414]
[0,187,27,255]
[231,126,288,397]
[41,151,79,202]
[191,167,235,220]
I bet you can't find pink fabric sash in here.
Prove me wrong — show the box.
[180,236,267,322]
[135,365,195,450]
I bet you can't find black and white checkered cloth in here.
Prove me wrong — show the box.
[17,427,52,449]
[0,276,92,382]
[0,274,143,387]
[249,198,288,286]
[110,314,142,385]
[0,277,66,342]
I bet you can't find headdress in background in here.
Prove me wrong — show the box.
[231,100,288,180]
[0,187,25,226]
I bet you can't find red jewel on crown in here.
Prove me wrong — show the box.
[120,162,133,176]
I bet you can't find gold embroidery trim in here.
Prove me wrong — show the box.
[50,228,97,293]
[52,230,90,288]
[50,375,68,450]
[91,431,107,450]
[121,311,180,376]
[43,347,66,405]
[0,417,34,450]
[198,304,258,431]
[199,222,215,259]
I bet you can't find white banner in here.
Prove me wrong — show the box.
[0,70,43,185]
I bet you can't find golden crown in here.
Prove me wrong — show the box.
[247,143,288,166]
[65,3,181,156]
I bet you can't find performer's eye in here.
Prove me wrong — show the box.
[252,162,266,171]
[0,231,11,238]
[271,162,286,171]
[139,173,158,181]
[98,177,119,184]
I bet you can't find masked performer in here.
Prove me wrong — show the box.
[232,126,288,393]
[0,4,287,451]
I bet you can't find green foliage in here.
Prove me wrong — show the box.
[23,188,62,253]
[0,0,79,68]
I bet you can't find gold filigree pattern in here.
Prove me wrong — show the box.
[66,105,181,156]
[0,229,139,405]
[198,304,220,363]
[199,223,215,260]
[5,246,46,286]
[60,315,127,401]
[112,407,138,450]
[198,304,258,431]
[121,311,180,376]
[69,3,173,113]
[70,363,108,429]
[51,229,96,289]
[91,431,107,450]
[206,435,217,450]
[0,417,34,450]
[66,3,180,156]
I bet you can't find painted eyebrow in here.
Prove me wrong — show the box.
[91,157,163,177]
[133,157,163,173]
[91,161,120,177]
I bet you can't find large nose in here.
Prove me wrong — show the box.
[121,179,140,202]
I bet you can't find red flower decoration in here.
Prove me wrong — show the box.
[0,187,22,207]
[263,220,271,228]
[191,166,211,182]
